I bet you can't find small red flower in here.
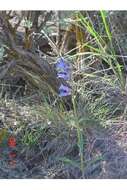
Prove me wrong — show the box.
[9,151,17,159]
[8,160,16,168]
[8,137,16,148]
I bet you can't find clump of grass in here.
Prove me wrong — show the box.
[76,11,126,92]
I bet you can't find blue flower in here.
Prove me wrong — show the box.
[57,71,70,81]
[56,57,69,71]
[58,84,71,97]
[56,57,71,80]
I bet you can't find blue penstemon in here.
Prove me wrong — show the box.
[56,57,72,97]
[59,84,71,97]
[56,57,71,81]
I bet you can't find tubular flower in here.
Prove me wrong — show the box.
[56,57,71,80]
[59,84,71,97]
[8,137,16,148]
[9,151,17,159]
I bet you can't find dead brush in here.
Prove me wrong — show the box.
[0,11,73,108]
